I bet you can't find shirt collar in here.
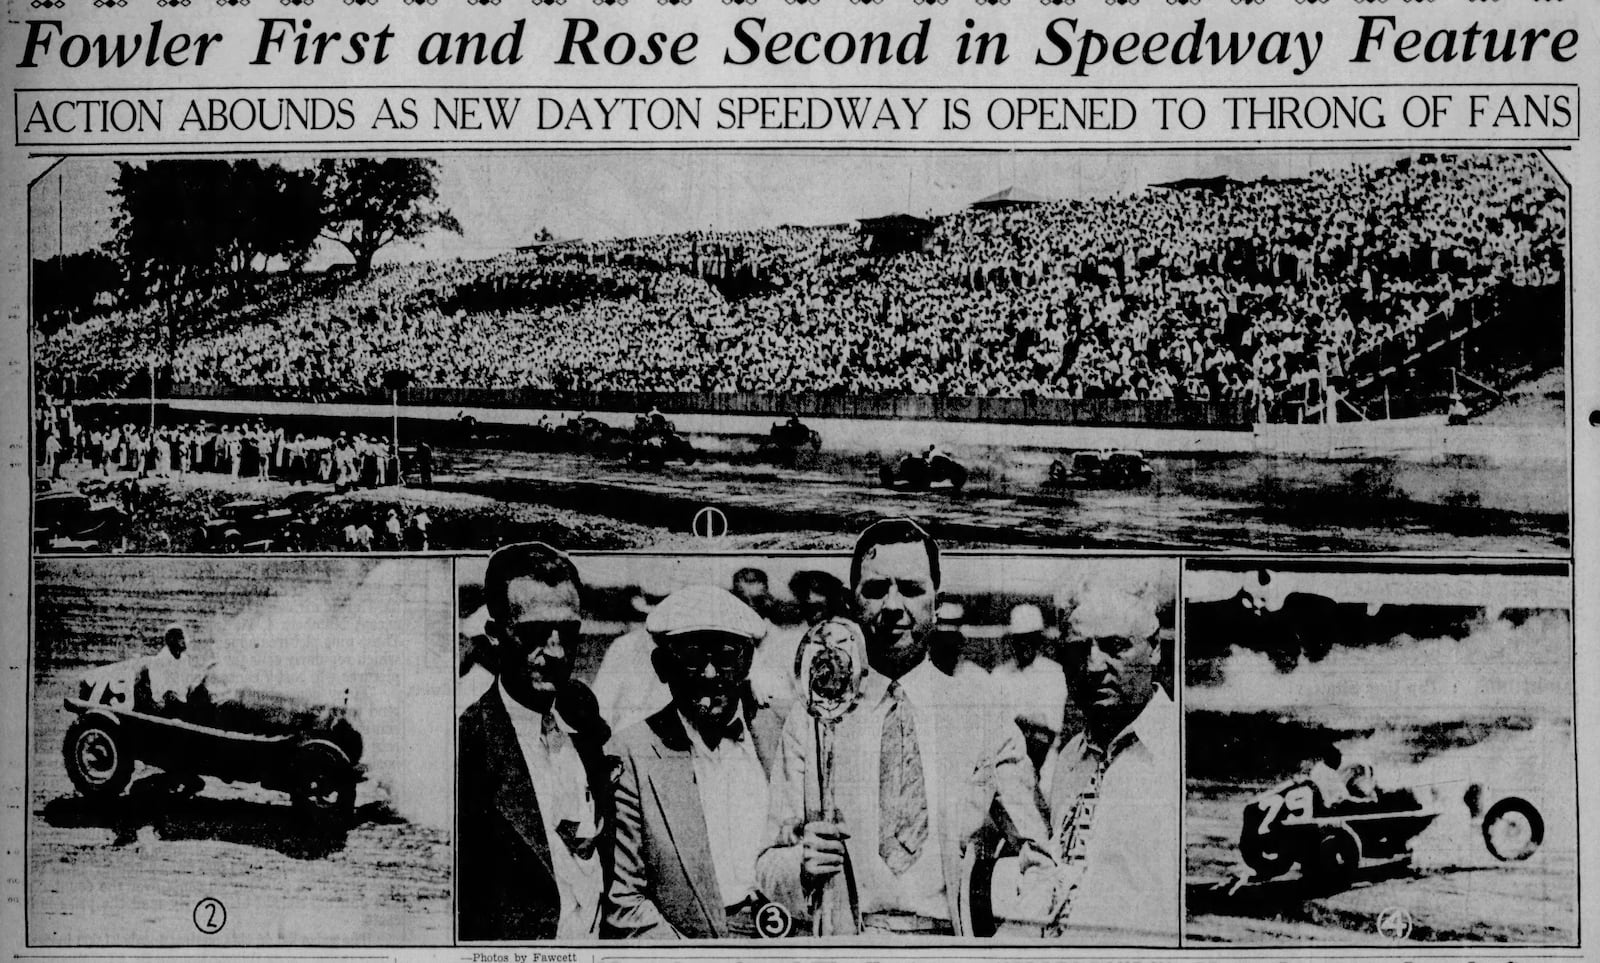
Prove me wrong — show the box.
[498,679,572,736]
[678,703,751,758]
[865,655,941,709]
[1098,686,1175,758]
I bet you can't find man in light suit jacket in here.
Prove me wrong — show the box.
[756,519,1050,936]
[604,585,784,939]
[458,543,614,941]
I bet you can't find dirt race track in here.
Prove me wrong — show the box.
[1185,786,1578,945]
[28,561,452,947]
[426,439,1565,553]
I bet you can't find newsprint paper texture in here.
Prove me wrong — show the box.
[0,0,1595,959]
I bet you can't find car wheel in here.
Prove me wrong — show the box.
[1047,460,1067,484]
[879,465,896,489]
[948,465,969,492]
[1239,831,1296,879]
[1482,797,1544,861]
[1312,826,1361,890]
[289,741,355,820]
[63,716,133,798]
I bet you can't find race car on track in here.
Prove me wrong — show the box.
[880,450,969,492]
[1238,769,1544,888]
[756,417,823,467]
[628,422,698,467]
[554,415,631,456]
[1046,449,1154,489]
[62,655,365,818]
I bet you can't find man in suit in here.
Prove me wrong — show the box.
[604,585,782,939]
[756,519,1049,935]
[458,542,614,941]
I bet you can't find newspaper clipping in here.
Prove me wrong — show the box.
[1,0,1592,960]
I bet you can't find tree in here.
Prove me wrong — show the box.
[232,161,324,275]
[33,249,122,333]
[317,158,462,277]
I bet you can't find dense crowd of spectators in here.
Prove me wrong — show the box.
[38,153,1565,411]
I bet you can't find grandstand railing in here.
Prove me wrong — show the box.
[161,385,1255,430]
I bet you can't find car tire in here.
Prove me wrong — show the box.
[1239,833,1296,879]
[63,716,133,798]
[948,464,969,492]
[1048,460,1067,484]
[1312,826,1361,890]
[1482,797,1544,861]
[879,465,896,489]
[289,741,355,821]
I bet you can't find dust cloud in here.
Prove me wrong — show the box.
[200,560,453,830]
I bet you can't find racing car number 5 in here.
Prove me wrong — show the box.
[1257,785,1315,834]
[86,675,131,707]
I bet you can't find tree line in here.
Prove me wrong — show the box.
[35,157,462,342]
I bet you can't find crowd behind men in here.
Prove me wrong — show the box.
[41,154,1563,416]
[458,528,1177,942]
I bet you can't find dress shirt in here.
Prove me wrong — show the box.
[1039,687,1178,944]
[499,680,603,939]
[852,660,948,920]
[991,656,1068,736]
[680,709,768,908]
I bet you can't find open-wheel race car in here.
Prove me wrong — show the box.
[756,418,823,467]
[628,422,698,467]
[554,415,631,456]
[1238,770,1544,889]
[880,451,968,492]
[1046,449,1154,489]
[62,656,366,820]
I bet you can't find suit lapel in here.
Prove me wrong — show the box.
[643,709,723,933]
[482,688,556,881]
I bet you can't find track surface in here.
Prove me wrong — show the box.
[428,440,1566,553]
[27,562,452,946]
[1184,786,1577,944]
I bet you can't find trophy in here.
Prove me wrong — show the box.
[794,617,868,937]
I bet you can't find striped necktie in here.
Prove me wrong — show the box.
[1045,745,1108,937]
[878,681,929,875]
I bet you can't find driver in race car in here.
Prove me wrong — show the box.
[142,623,202,715]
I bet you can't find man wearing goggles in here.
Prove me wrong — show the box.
[604,584,783,938]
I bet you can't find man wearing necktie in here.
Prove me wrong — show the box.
[757,519,1049,935]
[1040,584,1178,944]
[458,543,614,941]
[603,584,785,938]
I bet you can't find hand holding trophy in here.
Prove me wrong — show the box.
[794,616,868,937]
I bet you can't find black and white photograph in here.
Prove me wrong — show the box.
[454,532,1178,942]
[30,148,1567,555]
[27,556,455,945]
[1182,559,1576,945]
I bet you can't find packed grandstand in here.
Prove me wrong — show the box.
[38,152,1565,418]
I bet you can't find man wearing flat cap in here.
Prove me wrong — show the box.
[604,584,784,939]
[458,542,614,941]
[1041,583,1178,943]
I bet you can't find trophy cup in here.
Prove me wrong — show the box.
[794,617,868,937]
